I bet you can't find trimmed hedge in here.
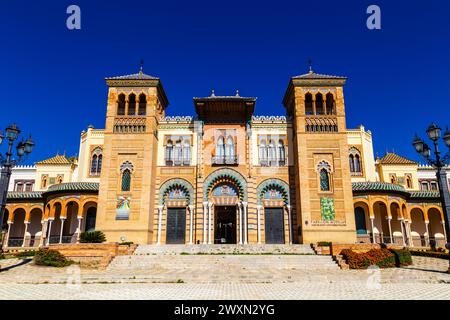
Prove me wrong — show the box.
[389,249,412,266]
[79,230,106,243]
[340,248,396,269]
[15,250,36,258]
[410,250,449,260]
[317,241,331,247]
[34,249,72,267]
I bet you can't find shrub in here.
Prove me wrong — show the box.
[34,249,72,267]
[389,249,412,267]
[409,250,449,260]
[79,231,106,243]
[15,250,36,258]
[340,248,396,269]
[119,241,134,246]
[317,241,331,247]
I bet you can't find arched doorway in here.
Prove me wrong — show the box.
[390,202,405,245]
[410,208,426,247]
[353,202,370,243]
[373,201,390,243]
[212,183,239,244]
[354,207,367,235]
[85,207,97,232]
[9,208,26,247]
[428,208,445,247]
[28,208,43,247]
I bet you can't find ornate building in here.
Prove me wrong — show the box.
[3,67,447,248]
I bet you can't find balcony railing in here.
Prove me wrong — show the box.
[165,157,191,166]
[259,159,286,167]
[212,155,239,165]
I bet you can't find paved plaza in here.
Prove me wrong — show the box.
[0,255,449,300]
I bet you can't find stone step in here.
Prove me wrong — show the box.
[134,244,316,255]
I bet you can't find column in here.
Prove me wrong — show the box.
[39,220,47,247]
[442,221,447,243]
[202,202,208,244]
[242,201,248,244]
[238,202,243,245]
[3,222,12,249]
[287,205,292,245]
[76,217,83,243]
[157,205,163,245]
[59,217,66,244]
[387,217,393,244]
[188,205,194,245]
[208,202,213,244]
[22,221,29,247]
[425,220,430,247]
[369,216,375,243]
[46,219,53,245]
[399,218,406,247]
[257,205,262,244]
[406,220,413,247]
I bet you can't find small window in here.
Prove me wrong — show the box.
[430,182,438,190]
[320,169,330,191]
[121,169,131,191]
[315,93,324,115]
[128,93,136,115]
[16,183,24,192]
[305,93,313,115]
[165,140,174,165]
[349,154,355,172]
[326,93,335,115]
[138,94,147,116]
[117,94,126,115]
[25,183,33,192]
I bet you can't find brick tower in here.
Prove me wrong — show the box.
[96,68,168,243]
[283,67,356,244]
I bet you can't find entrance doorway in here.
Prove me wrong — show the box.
[166,207,186,244]
[214,206,236,244]
[265,207,285,244]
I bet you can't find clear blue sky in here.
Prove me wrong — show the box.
[0,0,449,164]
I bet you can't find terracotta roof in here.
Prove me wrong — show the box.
[7,191,43,200]
[35,155,74,165]
[352,182,407,193]
[105,71,159,80]
[292,70,347,80]
[379,152,417,165]
[45,182,99,194]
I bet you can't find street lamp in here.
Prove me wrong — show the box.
[413,123,450,272]
[0,124,34,250]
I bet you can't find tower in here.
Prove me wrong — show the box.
[283,67,356,244]
[96,69,168,243]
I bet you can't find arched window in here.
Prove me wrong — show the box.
[406,175,412,189]
[349,154,355,172]
[354,154,361,173]
[117,94,126,115]
[315,93,324,115]
[277,140,285,165]
[121,169,131,191]
[128,93,136,115]
[165,140,173,165]
[268,140,276,163]
[354,207,367,235]
[57,176,63,184]
[320,169,330,191]
[41,176,48,189]
[90,147,103,176]
[259,140,267,165]
[390,175,397,184]
[138,93,147,116]
[216,136,225,159]
[326,93,335,115]
[174,140,182,164]
[183,140,191,165]
[305,93,313,115]
[225,136,234,158]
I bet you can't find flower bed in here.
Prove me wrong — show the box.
[340,248,397,269]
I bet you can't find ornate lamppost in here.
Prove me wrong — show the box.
[0,124,35,249]
[412,123,450,271]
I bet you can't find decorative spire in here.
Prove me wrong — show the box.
[235,89,240,97]
[211,89,215,97]
[139,59,144,75]
[308,58,313,73]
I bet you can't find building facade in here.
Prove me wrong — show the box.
[3,68,448,248]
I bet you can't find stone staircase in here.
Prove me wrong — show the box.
[103,244,342,283]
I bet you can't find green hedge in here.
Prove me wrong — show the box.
[410,250,449,260]
[317,241,331,247]
[389,249,412,266]
[34,249,72,267]
[15,250,36,258]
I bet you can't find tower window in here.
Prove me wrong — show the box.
[90,147,103,176]
[138,93,147,116]
[326,93,335,115]
[259,140,267,165]
[165,140,173,165]
[117,94,126,115]
[315,93,324,115]
[128,93,136,115]
[277,140,286,165]
[305,93,313,115]
[121,169,131,191]
[320,169,330,191]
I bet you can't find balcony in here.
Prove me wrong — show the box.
[165,157,191,166]
[259,159,286,167]
[211,155,239,165]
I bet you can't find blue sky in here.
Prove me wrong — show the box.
[0,0,449,164]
